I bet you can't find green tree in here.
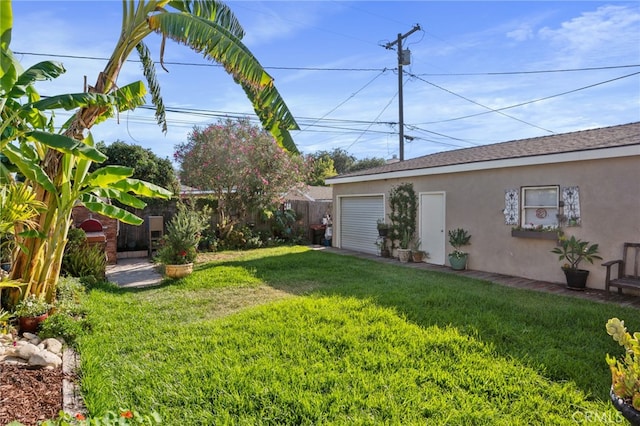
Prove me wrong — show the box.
[175,118,306,238]
[304,152,336,186]
[94,141,179,195]
[350,156,386,172]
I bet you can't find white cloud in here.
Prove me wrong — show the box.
[538,5,640,66]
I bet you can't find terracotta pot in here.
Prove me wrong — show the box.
[164,263,194,279]
[412,251,425,263]
[19,312,49,334]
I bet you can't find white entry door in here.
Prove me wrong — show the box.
[419,192,446,265]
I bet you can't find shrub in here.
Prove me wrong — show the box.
[155,205,207,264]
[62,244,107,281]
[40,312,86,347]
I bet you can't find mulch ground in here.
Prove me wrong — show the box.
[0,364,64,426]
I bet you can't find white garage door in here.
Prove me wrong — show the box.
[340,196,384,254]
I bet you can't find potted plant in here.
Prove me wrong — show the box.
[550,235,602,290]
[448,228,471,270]
[376,219,390,237]
[155,205,207,279]
[14,294,52,333]
[410,236,427,263]
[605,318,640,424]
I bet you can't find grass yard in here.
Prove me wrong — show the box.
[78,246,640,424]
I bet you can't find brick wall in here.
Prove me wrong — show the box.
[71,206,118,264]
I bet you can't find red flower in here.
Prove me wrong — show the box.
[180,250,187,257]
[75,413,86,420]
[121,410,133,419]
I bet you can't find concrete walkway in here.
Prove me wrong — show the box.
[106,257,164,288]
[105,248,640,309]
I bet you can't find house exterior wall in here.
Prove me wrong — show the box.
[331,155,639,290]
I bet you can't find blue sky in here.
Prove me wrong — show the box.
[9,1,640,164]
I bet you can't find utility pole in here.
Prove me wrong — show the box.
[384,24,421,161]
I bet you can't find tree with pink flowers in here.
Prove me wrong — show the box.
[175,118,307,237]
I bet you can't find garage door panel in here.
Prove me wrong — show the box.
[340,196,384,254]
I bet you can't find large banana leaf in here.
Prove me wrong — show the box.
[168,0,244,37]
[91,187,147,209]
[85,165,134,187]
[1,144,56,194]
[31,92,117,112]
[8,61,66,98]
[80,193,145,226]
[110,178,173,199]
[27,131,107,162]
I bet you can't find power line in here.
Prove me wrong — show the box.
[406,71,556,134]
[414,71,640,125]
[13,51,639,75]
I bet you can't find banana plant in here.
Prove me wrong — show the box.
[1,7,171,303]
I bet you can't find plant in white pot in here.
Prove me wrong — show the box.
[397,230,412,263]
[448,228,471,270]
[550,235,601,290]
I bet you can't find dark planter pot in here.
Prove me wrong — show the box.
[610,388,640,425]
[377,228,389,237]
[19,312,49,334]
[0,262,11,273]
[563,268,589,291]
[449,254,468,270]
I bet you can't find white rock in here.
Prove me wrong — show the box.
[22,332,38,340]
[42,338,63,354]
[29,336,42,346]
[16,342,40,360]
[29,350,62,368]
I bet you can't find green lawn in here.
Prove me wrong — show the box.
[78,246,640,424]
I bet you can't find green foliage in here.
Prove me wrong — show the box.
[448,228,471,257]
[307,148,386,176]
[24,409,162,426]
[606,318,640,409]
[39,312,84,347]
[0,307,14,333]
[551,234,602,270]
[388,183,417,249]
[62,241,107,282]
[13,294,51,317]
[348,156,387,172]
[304,153,336,186]
[155,204,208,264]
[93,141,179,196]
